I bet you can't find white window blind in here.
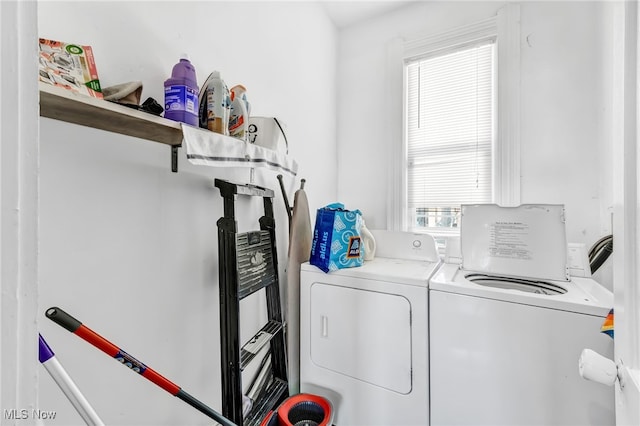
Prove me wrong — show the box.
[406,41,495,231]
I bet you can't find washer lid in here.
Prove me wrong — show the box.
[461,204,569,281]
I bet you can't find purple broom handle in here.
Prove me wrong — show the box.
[39,334,104,426]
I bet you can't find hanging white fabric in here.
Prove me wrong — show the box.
[181,124,298,176]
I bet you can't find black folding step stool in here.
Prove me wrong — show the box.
[215,178,289,426]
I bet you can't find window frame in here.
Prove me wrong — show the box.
[388,4,521,234]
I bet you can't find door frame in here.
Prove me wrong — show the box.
[0,0,39,422]
[612,1,640,424]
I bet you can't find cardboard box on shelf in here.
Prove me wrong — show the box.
[38,38,103,98]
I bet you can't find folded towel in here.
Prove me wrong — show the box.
[102,81,143,105]
[181,124,298,175]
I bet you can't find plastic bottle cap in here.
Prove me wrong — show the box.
[180,53,190,61]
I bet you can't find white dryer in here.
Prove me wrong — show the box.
[429,204,614,426]
[300,230,440,426]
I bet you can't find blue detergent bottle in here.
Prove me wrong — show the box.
[164,54,198,126]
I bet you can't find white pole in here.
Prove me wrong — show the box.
[39,335,104,426]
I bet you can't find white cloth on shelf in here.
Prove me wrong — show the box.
[180,124,298,176]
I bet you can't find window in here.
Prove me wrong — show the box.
[390,5,521,234]
[405,41,495,233]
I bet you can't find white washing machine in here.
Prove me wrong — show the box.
[429,204,614,426]
[300,230,440,426]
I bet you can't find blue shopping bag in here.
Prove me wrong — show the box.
[309,203,364,273]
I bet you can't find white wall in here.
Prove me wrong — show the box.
[519,1,611,243]
[37,2,336,425]
[336,1,614,280]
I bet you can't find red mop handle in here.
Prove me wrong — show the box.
[45,307,235,426]
[46,307,180,394]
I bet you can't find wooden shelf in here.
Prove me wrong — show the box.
[39,82,183,146]
[38,82,297,175]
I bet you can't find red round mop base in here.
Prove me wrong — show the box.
[261,393,333,426]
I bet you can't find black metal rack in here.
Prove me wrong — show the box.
[215,178,288,426]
